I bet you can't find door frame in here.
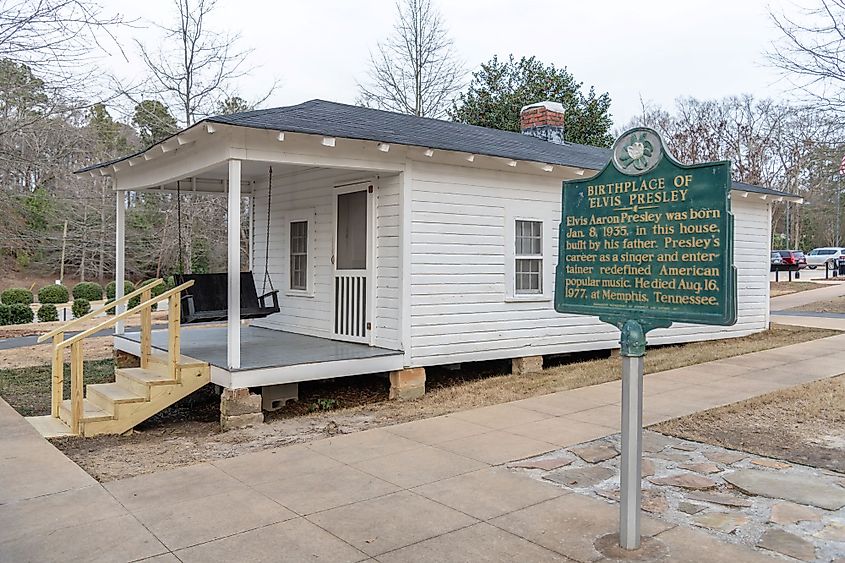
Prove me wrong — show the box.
[332,179,376,345]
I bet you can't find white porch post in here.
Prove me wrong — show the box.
[115,190,126,335]
[227,159,242,369]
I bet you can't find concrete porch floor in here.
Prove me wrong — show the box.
[3,332,845,561]
[117,325,402,372]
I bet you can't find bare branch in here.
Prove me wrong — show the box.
[357,0,464,117]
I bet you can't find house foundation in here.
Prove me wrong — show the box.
[114,349,141,369]
[389,367,426,400]
[261,383,299,411]
[512,355,543,375]
[220,388,264,430]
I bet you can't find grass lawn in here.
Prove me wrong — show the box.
[0,359,115,416]
[653,375,844,473]
[769,281,821,297]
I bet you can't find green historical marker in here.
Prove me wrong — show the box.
[554,127,737,550]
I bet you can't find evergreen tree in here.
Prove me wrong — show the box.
[448,55,613,147]
[132,100,178,146]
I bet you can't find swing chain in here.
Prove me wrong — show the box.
[177,181,183,274]
[263,167,275,294]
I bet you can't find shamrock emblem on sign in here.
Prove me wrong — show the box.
[618,132,654,171]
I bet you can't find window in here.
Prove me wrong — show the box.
[515,220,542,294]
[290,220,308,291]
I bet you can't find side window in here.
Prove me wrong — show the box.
[515,219,543,294]
[290,220,308,291]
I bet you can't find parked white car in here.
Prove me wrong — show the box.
[806,247,845,268]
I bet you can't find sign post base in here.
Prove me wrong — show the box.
[619,353,644,550]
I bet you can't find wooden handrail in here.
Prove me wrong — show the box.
[37,279,165,343]
[58,281,194,350]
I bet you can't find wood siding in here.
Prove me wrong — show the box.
[250,167,402,350]
[407,161,770,367]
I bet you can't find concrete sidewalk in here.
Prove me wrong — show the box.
[3,334,845,562]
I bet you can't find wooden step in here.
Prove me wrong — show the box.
[59,398,113,425]
[148,352,207,370]
[116,367,177,398]
[26,415,74,438]
[87,382,146,414]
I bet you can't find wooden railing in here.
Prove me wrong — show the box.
[44,280,194,434]
[38,280,166,418]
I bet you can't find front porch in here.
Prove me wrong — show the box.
[115,325,404,389]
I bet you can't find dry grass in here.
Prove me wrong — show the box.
[324,323,839,421]
[770,281,821,297]
[789,295,845,314]
[654,375,845,472]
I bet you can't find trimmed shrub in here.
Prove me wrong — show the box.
[38,284,69,304]
[1,287,33,305]
[37,303,58,322]
[8,303,34,324]
[72,281,103,301]
[0,304,10,325]
[71,299,91,318]
[139,278,167,298]
[105,280,135,299]
[104,298,115,315]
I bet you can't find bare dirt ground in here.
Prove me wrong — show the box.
[0,337,114,370]
[0,269,83,293]
[653,375,845,473]
[32,324,836,482]
[0,310,167,339]
[770,281,822,297]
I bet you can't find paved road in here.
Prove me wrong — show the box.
[0,324,169,351]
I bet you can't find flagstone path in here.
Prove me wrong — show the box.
[2,333,845,561]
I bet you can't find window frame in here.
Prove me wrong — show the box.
[285,210,317,297]
[505,213,552,302]
[514,219,543,295]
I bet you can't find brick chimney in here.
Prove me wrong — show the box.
[520,101,565,144]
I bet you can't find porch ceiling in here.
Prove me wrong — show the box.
[143,161,320,194]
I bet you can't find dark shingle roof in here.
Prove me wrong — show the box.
[205,99,612,169]
[75,99,800,200]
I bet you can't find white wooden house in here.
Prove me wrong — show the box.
[66,99,801,430]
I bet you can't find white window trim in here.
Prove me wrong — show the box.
[505,213,553,302]
[285,209,317,298]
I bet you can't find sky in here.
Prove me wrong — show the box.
[99,0,799,128]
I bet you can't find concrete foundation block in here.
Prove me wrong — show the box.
[512,355,543,375]
[220,388,263,417]
[389,367,426,400]
[114,349,140,369]
[220,412,264,430]
[262,383,299,411]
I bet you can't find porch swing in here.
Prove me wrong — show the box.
[172,167,280,324]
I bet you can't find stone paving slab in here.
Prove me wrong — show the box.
[724,470,845,510]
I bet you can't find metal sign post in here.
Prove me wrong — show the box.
[554,127,737,551]
[618,320,645,549]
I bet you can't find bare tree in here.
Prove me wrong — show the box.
[0,0,124,68]
[626,95,839,249]
[358,0,464,118]
[768,0,845,115]
[131,0,269,126]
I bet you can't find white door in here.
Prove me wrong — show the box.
[333,183,373,343]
